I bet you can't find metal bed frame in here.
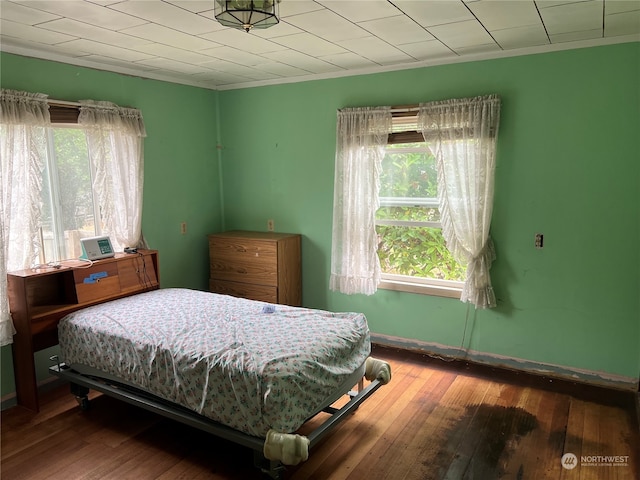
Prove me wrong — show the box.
[49,359,386,479]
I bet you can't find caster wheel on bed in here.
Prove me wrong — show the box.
[75,396,90,411]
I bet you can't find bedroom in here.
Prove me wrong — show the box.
[0,3,639,479]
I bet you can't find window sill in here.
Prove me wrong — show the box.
[378,278,462,299]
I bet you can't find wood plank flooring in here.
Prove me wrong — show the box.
[2,346,638,480]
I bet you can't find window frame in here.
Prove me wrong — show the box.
[376,108,463,298]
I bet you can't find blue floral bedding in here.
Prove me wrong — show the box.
[58,288,370,437]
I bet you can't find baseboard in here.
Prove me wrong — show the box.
[1,376,67,411]
[371,333,638,392]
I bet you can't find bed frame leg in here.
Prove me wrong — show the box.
[70,383,90,411]
[253,449,285,479]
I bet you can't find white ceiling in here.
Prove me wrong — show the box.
[1,0,639,90]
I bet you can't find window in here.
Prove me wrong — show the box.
[375,114,464,297]
[330,96,499,307]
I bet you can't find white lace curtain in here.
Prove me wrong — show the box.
[330,107,392,295]
[418,95,501,308]
[79,100,147,251]
[0,89,51,346]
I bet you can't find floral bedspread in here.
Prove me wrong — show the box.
[58,288,370,437]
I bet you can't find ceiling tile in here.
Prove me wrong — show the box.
[549,28,603,42]
[491,24,550,49]
[165,1,213,14]
[249,21,304,39]
[0,1,61,25]
[271,32,348,56]
[467,0,542,30]
[13,0,148,29]
[56,38,154,61]
[536,0,591,7]
[1,19,77,44]
[252,61,311,77]
[336,35,415,65]
[38,18,154,48]
[199,28,286,54]
[428,19,497,49]
[396,40,455,61]
[261,49,344,74]
[318,51,379,69]
[200,57,266,77]
[0,36,90,57]
[539,0,604,35]
[80,54,161,71]
[192,70,254,86]
[317,1,403,23]
[200,62,266,80]
[453,42,503,55]
[120,23,221,51]
[393,0,475,27]
[605,10,640,36]
[133,43,219,65]
[193,70,280,85]
[109,0,219,35]
[285,8,370,42]
[199,45,272,66]
[358,15,435,45]
[134,56,214,74]
[605,0,640,14]
[86,0,123,5]
[279,1,325,17]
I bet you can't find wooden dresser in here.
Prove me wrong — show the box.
[208,231,301,306]
[7,250,159,411]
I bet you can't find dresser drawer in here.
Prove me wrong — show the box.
[209,279,277,303]
[209,237,278,286]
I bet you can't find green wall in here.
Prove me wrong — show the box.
[217,42,640,384]
[1,42,639,400]
[0,52,222,396]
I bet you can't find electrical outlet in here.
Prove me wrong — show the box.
[535,233,543,249]
[181,222,187,235]
[267,219,274,232]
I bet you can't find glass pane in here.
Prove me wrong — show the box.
[40,127,96,261]
[376,225,465,281]
[39,159,57,263]
[380,143,437,198]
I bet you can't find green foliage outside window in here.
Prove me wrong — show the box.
[376,225,465,280]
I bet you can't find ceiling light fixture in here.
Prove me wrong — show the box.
[214,1,281,33]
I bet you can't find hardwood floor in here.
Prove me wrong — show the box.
[2,346,638,480]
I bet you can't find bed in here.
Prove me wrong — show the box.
[49,288,391,478]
